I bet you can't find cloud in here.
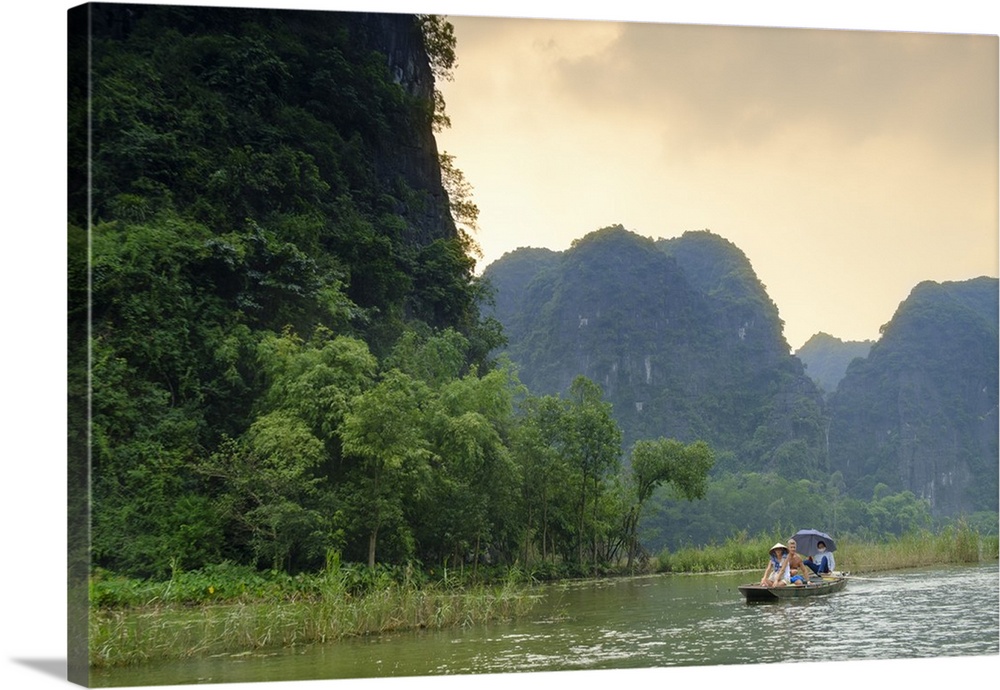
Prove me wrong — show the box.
[552,23,998,160]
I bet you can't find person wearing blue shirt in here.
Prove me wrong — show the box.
[760,543,790,587]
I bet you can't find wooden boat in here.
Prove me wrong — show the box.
[738,574,848,603]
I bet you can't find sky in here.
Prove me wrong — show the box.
[432,7,999,350]
[0,3,997,690]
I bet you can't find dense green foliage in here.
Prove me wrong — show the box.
[72,7,715,582]
[72,6,490,350]
[72,6,489,578]
[795,332,874,395]
[643,472,943,553]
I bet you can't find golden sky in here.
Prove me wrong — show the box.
[432,4,999,350]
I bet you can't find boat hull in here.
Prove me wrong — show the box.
[738,576,847,603]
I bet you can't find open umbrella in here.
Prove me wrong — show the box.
[790,529,836,555]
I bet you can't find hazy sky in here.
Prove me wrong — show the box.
[433,7,999,350]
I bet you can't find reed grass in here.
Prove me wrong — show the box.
[655,521,999,575]
[89,565,537,668]
[654,530,784,573]
[836,521,999,573]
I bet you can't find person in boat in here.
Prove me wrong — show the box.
[786,538,808,585]
[760,543,790,587]
[804,540,836,575]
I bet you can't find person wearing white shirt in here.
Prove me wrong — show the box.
[805,540,835,575]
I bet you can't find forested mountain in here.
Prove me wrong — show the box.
[70,5,491,354]
[483,226,826,475]
[795,332,874,395]
[69,5,502,577]
[69,6,715,581]
[827,277,999,516]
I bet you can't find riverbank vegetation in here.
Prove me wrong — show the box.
[90,521,998,667]
[655,519,999,574]
[644,469,999,554]
[89,554,535,668]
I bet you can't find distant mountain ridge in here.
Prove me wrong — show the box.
[483,228,998,517]
[795,332,874,395]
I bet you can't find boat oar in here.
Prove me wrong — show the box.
[821,572,880,581]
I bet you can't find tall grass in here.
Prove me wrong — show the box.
[654,530,784,573]
[837,520,998,573]
[655,521,999,575]
[90,556,538,668]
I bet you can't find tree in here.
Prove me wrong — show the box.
[416,14,456,132]
[419,364,521,570]
[386,327,468,386]
[339,370,432,568]
[511,394,571,566]
[416,14,456,82]
[525,377,622,569]
[255,326,377,445]
[623,439,714,567]
[201,412,328,570]
[195,327,378,570]
[867,489,932,538]
[508,378,633,572]
[438,152,480,243]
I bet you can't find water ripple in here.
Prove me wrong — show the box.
[91,563,999,686]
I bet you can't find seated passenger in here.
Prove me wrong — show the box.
[760,543,790,587]
[804,540,836,575]
[786,538,808,585]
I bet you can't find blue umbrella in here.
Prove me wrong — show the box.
[790,529,836,555]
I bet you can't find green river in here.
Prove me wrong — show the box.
[91,562,999,687]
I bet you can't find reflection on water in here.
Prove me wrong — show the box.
[92,563,999,687]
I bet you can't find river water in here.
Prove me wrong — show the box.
[91,562,999,687]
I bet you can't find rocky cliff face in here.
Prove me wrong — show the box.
[357,12,456,245]
[81,4,454,249]
[827,277,999,515]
